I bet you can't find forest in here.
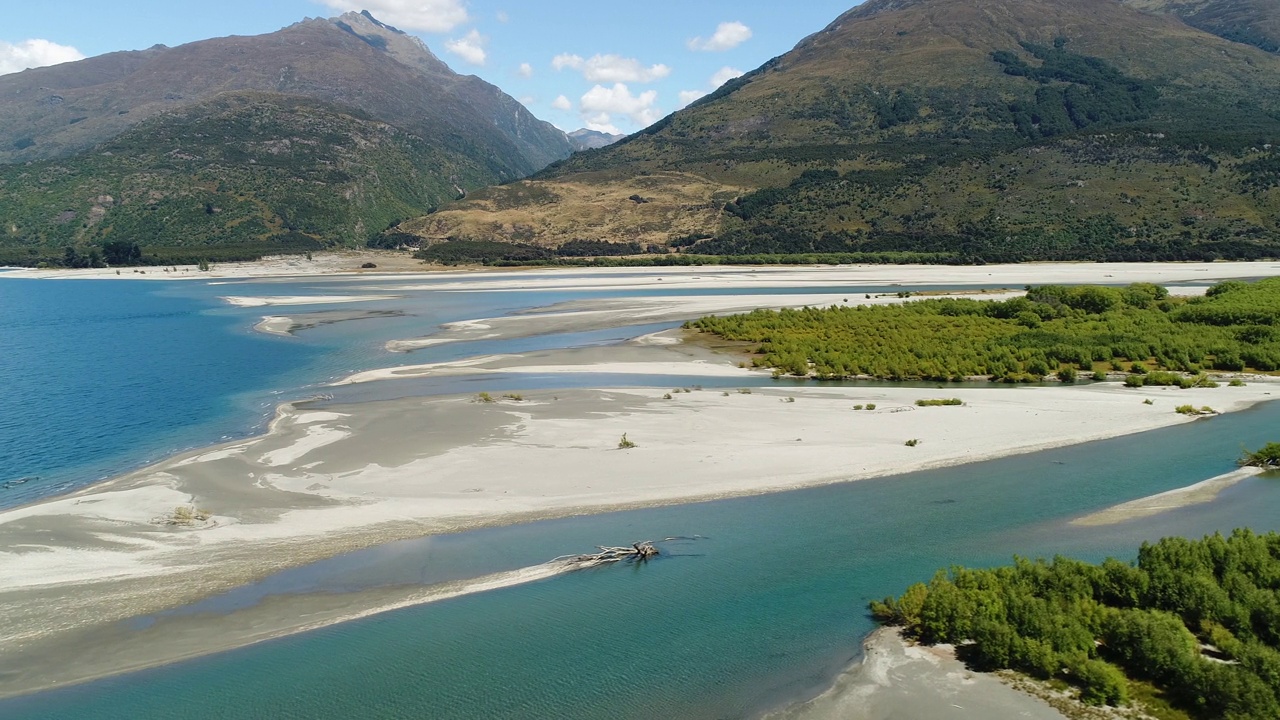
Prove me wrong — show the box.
[687,278,1280,381]
[871,529,1280,718]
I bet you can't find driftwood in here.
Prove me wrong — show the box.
[554,541,661,569]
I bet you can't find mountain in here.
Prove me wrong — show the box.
[0,11,573,265]
[1124,0,1280,53]
[568,129,625,151]
[409,0,1280,263]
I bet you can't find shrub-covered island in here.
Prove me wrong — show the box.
[871,530,1280,718]
[687,278,1280,381]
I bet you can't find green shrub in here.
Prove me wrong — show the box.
[916,398,964,407]
[1240,443,1280,468]
[870,531,1280,718]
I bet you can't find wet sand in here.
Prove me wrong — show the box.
[1,359,1275,698]
[769,628,1066,720]
[1072,466,1268,526]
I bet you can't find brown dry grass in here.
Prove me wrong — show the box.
[400,171,742,246]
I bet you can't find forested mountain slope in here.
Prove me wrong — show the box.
[0,11,572,265]
[410,0,1280,263]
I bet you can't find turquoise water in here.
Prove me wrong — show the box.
[4,403,1278,719]
[2,273,1278,718]
[0,275,989,508]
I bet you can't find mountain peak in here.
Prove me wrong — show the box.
[326,10,448,74]
[568,128,625,151]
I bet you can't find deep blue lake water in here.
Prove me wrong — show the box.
[1,273,1277,719]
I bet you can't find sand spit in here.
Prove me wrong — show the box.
[254,316,294,336]
[0,559,578,700]
[0,365,1276,697]
[769,628,1066,720]
[1072,466,1268,527]
[221,294,399,308]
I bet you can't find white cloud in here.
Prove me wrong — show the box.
[552,94,573,111]
[552,53,671,84]
[518,95,535,105]
[445,29,487,66]
[316,0,468,33]
[551,53,582,71]
[518,62,533,78]
[496,10,510,23]
[0,39,84,76]
[674,68,744,111]
[687,21,753,52]
[583,113,620,135]
[711,66,745,88]
[677,90,707,109]
[580,83,661,129]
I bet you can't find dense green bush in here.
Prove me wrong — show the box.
[688,279,1280,380]
[872,530,1280,717]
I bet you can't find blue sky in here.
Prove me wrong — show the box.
[1,0,861,134]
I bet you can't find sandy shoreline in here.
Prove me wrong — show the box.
[769,628,1066,719]
[1072,466,1268,526]
[3,261,1279,704]
[2,255,1277,287]
[1,355,1276,697]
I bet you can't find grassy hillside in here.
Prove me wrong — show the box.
[0,10,572,265]
[415,0,1280,262]
[0,94,498,265]
[1125,0,1280,53]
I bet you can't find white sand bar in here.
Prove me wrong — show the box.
[1072,466,1267,526]
[221,295,399,308]
[1,373,1275,696]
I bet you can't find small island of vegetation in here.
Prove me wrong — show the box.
[1241,443,1280,469]
[871,529,1280,719]
[688,278,1280,382]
